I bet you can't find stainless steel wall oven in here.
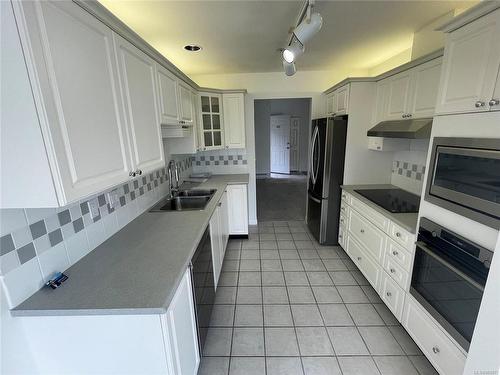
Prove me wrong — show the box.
[424,137,500,229]
[410,218,493,351]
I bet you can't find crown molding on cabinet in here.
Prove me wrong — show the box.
[323,49,444,94]
[198,87,247,94]
[436,1,500,33]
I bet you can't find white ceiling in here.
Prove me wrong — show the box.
[99,0,474,76]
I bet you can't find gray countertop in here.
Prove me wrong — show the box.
[13,174,249,317]
[340,184,419,234]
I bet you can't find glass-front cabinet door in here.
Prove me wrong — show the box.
[199,92,224,150]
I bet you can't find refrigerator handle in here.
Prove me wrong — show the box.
[308,192,321,204]
[310,126,320,185]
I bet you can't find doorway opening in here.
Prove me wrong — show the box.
[254,98,312,221]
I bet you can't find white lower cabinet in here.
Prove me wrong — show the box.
[162,268,200,375]
[347,235,381,292]
[210,204,223,287]
[341,188,466,375]
[403,296,466,375]
[227,184,249,235]
[380,270,405,320]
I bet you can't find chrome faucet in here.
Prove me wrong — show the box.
[168,160,180,197]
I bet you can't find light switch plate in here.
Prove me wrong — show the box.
[107,190,119,210]
[88,199,100,218]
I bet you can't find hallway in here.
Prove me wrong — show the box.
[198,221,436,375]
[256,175,307,221]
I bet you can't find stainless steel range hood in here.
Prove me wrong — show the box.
[367,118,432,139]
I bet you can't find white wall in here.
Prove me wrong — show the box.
[254,98,311,174]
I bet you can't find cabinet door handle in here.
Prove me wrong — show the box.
[432,346,440,354]
[489,98,499,106]
[395,232,401,238]
[475,100,485,108]
[357,256,361,261]
[390,268,396,273]
[129,171,136,177]
[392,250,398,256]
[135,169,142,175]
[402,114,406,118]
[218,202,222,207]
[386,292,392,297]
[360,229,365,233]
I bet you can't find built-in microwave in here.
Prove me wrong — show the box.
[424,137,500,229]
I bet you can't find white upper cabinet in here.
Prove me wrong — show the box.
[326,92,336,115]
[223,93,246,149]
[386,71,412,120]
[408,58,442,118]
[436,9,500,114]
[157,64,180,125]
[373,57,442,122]
[7,1,132,207]
[335,85,350,115]
[372,80,390,124]
[114,34,164,174]
[179,82,194,123]
[199,92,224,150]
[325,84,349,116]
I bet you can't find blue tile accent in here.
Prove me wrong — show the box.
[29,220,47,240]
[17,243,36,264]
[48,229,63,246]
[0,234,15,256]
[58,210,71,226]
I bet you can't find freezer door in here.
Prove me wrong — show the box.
[307,193,322,242]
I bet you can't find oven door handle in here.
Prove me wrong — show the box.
[415,241,485,292]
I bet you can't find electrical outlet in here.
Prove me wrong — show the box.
[88,199,100,219]
[107,189,119,210]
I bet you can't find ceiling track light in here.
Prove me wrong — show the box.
[281,0,322,76]
[283,60,296,76]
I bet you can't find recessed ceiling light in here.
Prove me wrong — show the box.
[184,44,202,52]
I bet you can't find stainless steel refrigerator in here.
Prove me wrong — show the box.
[307,116,347,245]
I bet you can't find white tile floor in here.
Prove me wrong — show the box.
[198,221,438,375]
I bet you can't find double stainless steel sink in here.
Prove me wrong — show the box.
[149,189,217,212]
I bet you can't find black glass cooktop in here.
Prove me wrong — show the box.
[354,188,420,213]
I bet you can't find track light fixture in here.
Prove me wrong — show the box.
[283,60,297,76]
[282,0,322,76]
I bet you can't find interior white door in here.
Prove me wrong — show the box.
[114,34,164,174]
[290,118,300,172]
[16,1,132,205]
[270,115,290,174]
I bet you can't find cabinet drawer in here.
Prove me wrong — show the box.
[383,255,410,291]
[339,213,348,228]
[389,222,414,250]
[379,271,405,321]
[348,210,385,262]
[347,236,381,292]
[338,226,347,249]
[340,199,349,217]
[341,190,351,205]
[402,296,466,375]
[385,239,412,272]
[350,195,390,232]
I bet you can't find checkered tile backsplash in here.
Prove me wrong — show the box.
[392,160,426,181]
[0,156,193,307]
[194,153,247,166]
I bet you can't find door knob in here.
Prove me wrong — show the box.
[489,98,499,106]
[360,229,365,233]
[386,292,392,297]
[432,346,440,354]
[475,101,485,108]
[390,268,396,273]
[392,251,398,256]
